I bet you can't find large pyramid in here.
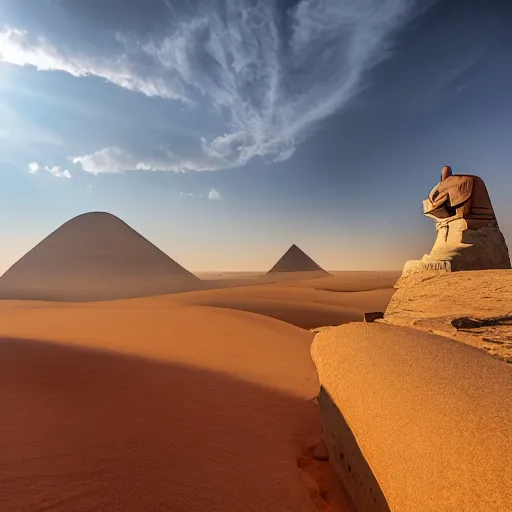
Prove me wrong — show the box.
[0,212,201,301]
[267,244,328,274]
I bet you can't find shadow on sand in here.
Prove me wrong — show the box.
[1,337,327,512]
[318,386,391,512]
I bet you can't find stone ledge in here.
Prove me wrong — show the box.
[384,269,512,361]
[311,322,512,512]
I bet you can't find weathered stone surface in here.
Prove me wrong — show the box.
[311,322,512,512]
[422,220,511,271]
[384,269,512,361]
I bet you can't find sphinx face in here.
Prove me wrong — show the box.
[423,174,497,228]
[423,175,474,220]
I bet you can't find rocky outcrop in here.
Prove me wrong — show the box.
[311,322,512,512]
[384,269,512,362]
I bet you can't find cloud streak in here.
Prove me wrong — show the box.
[180,192,204,198]
[0,27,185,100]
[179,189,223,200]
[28,161,72,178]
[45,166,72,179]
[71,146,229,174]
[3,1,432,173]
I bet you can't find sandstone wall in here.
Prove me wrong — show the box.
[311,322,512,512]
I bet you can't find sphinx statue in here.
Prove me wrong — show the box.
[401,166,511,279]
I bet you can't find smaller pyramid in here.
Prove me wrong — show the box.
[267,244,328,274]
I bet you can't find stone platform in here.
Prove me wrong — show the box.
[383,269,512,362]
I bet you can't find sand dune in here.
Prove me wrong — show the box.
[184,297,363,329]
[312,323,512,511]
[0,338,317,512]
[172,273,398,329]
[291,271,401,292]
[0,304,318,395]
[0,270,398,511]
[0,272,398,330]
[0,302,359,512]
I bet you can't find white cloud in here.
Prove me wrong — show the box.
[180,192,204,198]
[208,188,223,201]
[0,28,187,101]
[72,146,229,174]
[28,161,39,174]
[28,161,70,178]
[179,189,222,200]
[3,1,431,172]
[30,165,72,178]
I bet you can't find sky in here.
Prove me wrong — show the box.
[0,0,511,272]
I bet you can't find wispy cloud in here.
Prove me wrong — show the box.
[0,28,185,101]
[28,161,72,178]
[71,146,228,174]
[179,189,222,200]
[3,1,432,173]
[180,192,204,198]
[45,166,72,179]
[208,188,223,201]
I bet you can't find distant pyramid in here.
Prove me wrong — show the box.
[0,212,201,301]
[267,244,328,274]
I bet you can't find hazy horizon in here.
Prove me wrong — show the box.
[0,209,407,274]
[1,0,511,273]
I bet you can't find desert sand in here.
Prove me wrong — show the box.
[0,266,398,511]
[312,322,512,512]
[0,212,401,510]
[3,207,510,511]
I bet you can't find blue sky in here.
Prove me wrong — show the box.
[0,0,511,272]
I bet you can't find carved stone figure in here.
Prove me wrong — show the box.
[400,166,510,280]
[423,166,496,226]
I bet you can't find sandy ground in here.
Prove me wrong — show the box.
[173,270,399,330]
[312,322,512,512]
[0,271,398,511]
